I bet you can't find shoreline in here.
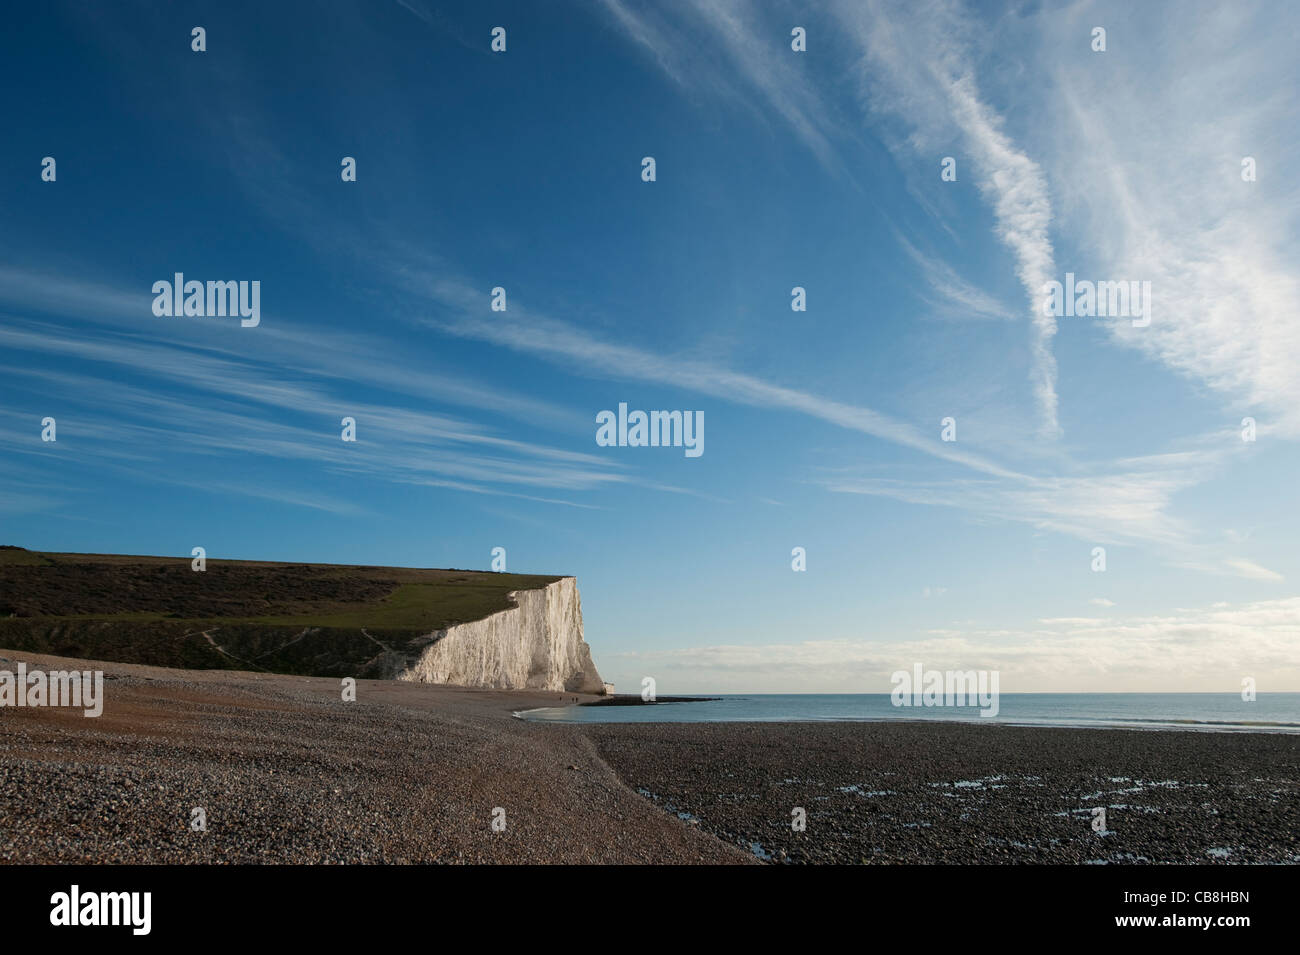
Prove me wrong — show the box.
[515,700,1300,735]
[518,712,1300,734]
[2,650,1296,864]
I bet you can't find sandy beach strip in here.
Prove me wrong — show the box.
[0,651,750,864]
[2,650,1296,864]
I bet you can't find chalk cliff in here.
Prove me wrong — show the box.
[393,577,604,693]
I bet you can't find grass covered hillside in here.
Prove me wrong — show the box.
[0,546,562,678]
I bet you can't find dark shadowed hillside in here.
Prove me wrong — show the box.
[0,546,561,678]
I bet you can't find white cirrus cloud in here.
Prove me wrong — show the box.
[1040,1,1300,436]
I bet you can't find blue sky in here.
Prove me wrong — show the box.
[2,0,1298,692]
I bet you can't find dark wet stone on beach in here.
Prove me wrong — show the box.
[584,720,1300,864]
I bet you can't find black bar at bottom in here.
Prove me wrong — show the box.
[0,863,1282,940]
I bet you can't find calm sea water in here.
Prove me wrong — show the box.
[517,693,1300,732]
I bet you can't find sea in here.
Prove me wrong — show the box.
[516,692,1300,733]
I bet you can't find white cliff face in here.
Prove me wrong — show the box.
[395,577,604,693]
